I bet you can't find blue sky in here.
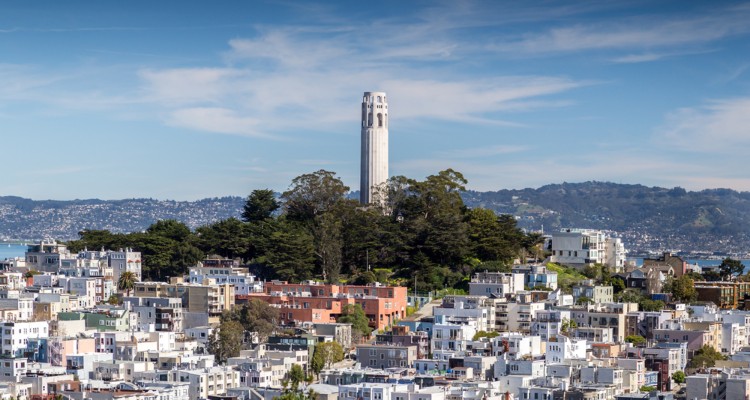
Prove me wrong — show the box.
[2,1,750,200]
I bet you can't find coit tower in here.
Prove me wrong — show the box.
[360,91,389,205]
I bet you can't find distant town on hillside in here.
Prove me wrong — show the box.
[2,181,750,256]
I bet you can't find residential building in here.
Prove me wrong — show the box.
[356,344,417,369]
[642,252,687,278]
[548,229,626,270]
[0,321,50,358]
[511,265,558,290]
[572,280,614,304]
[468,272,524,297]
[244,281,407,330]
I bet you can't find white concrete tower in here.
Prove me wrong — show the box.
[360,91,389,205]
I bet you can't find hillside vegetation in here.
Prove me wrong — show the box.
[463,182,750,253]
[3,181,750,254]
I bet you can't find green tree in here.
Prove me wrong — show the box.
[275,389,318,400]
[281,170,349,224]
[314,212,343,283]
[287,364,306,391]
[467,208,506,261]
[24,270,43,279]
[384,170,471,289]
[67,229,127,252]
[338,304,372,341]
[611,276,626,293]
[663,275,698,302]
[702,270,722,281]
[688,345,727,368]
[195,218,252,260]
[576,296,592,305]
[258,220,315,282]
[117,271,138,296]
[616,289,643,304]
[473,260,511,274]
[127,231,180,281]
[223,299,279,342]
[560,318,577,334]
[639,386,656,393]
[351,270,377,285]
[672,370,686,385]
[146,219,192,242]
[719,257,745,279]
[243,189,280,222]
[639,298,666,312]
[625,335,647,346]
[338,204,396,276]
[207,320,244,364]
[311,341,344,374]
[582,264,604,280]
[169,242,204,274]
[472,331,500,341]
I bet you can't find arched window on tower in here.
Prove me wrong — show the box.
[384,113,387,127]
[377,113,383,127]
[377,96,382,103]
[368,113,373,126]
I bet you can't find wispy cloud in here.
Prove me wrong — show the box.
[438,145,529,159]
[165,107,273,139]
[138,5,593,139]
[714,63,750,84]
[493,5,750,56]
[139,68,247,106]
[655,97,750,152]
[609,48,716,64]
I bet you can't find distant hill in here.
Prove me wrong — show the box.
[462,182,750,255]
[2,182,749,254]
[0,196,244,241]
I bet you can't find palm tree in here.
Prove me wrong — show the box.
[117,271,138,297]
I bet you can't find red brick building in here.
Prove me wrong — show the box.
[239,281,408,331]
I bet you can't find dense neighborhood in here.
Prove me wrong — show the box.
[0,228,748,400]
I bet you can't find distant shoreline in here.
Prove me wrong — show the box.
[0,241,31,246]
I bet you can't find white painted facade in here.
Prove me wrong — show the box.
[109,249,142,285]
[340,383,408,400]
[545,336,587,363]
[0,321,50,358]
[360,91,389,205]
[188,266,262,295]
[531,309,571,341]
[469,272,524,297]
[431,322,477,355]
[491,334,543,360]
[549,229,626,270]
[433,296,493,332]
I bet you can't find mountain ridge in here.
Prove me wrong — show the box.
[2,181,749,254]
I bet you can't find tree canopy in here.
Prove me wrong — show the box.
[663,275,698,303]
[222,299,279,342]
[243,189,280,222]
[66,168,543,292]
[719,257,745,279]
[338,304,372,340]
[311,341,344,374]
[207,320,244,364]
[688,345,727,368]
